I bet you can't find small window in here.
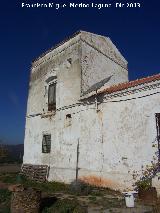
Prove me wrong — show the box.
[48,83,56,111]
[42,134,51,153]
[65,114,72,127]
[66,114,71,119]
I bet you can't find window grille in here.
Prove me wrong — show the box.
[42,134,51,153]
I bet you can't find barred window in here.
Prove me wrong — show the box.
[48,83,56,111]
[42,134,51,153]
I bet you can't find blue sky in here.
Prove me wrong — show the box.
[0,0,160,144]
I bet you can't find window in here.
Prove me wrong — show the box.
[42,134,51,153]
[66,114,71,119]
[65,114,72,127]
[48,83,56,111]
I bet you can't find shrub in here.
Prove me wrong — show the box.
[0,189,11,204]
[135,178,152,191]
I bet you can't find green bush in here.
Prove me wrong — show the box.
[135,178,152,190]
[0,189,11,213]
[0,189,11,204]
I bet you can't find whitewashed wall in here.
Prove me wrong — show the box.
[24,85,160,191]
[23,31,160,193]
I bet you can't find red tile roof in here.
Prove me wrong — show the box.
[98,73,160,95]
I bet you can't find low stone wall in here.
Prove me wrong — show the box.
[10,186,41,213]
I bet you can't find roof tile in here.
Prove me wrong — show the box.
[98,73,160,95]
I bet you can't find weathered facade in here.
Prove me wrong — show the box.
[23,31,160,193]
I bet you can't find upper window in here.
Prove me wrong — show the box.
[48,83,56,111]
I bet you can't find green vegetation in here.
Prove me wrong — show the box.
[0,173,114,196]
[42,198,87,213]
[88,196,97,202]
[0,173,18,184]
[0,189,11,204]
[135,178,152,190]
[0,189,11,213]
[0,173,68,193]
[24,179,69,193]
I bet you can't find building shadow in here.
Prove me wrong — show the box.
[40,196,58,211]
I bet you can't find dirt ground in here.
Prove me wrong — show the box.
[52,192,155,213]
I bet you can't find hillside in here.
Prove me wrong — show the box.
[0,144,23,163]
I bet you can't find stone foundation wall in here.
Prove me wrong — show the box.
[11,188,41,213]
